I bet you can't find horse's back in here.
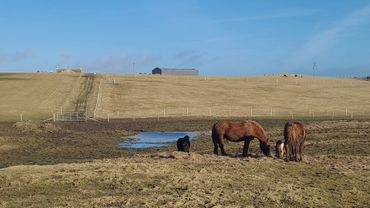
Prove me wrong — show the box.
[284,122,305,142]
[213,120,267,140]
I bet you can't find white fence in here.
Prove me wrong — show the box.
[53,112,87,122]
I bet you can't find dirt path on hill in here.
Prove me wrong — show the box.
[74,73,96,112]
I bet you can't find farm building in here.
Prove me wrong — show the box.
[152,67,198,76]
[56,67,82,73]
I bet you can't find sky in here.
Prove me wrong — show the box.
[1,0,370,76]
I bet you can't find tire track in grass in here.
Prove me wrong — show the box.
[74,73,96,113]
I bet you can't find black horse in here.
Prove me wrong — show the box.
[177,136,190,152]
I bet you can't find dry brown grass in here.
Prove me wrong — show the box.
[0,119,369,207]
[96,74,370,119]
[0,152,368,207]
[1,73,369,121]
[0,73,100,121]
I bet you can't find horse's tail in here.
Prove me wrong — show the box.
[211,124,219,144]
[284,122,292,142]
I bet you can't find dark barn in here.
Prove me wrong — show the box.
[152,67,198,76]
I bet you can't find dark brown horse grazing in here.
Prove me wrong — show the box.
[284,122,306,162]
[212,120,272,157]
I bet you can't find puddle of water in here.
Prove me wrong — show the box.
[119,131,201,149]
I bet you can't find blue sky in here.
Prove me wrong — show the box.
[1,0,370,76]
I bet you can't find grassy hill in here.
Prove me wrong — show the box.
[1,72,369,121]
[95,74,370,119]
[0,73,100,121]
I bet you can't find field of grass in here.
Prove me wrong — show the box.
[0,73,100,121]
[0,119,369,207]
[1,73,369,121]
[1,72,369,207]
[96,74,370,119]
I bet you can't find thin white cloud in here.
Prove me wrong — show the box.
[83,53,158,73]
[0,50,33,64]
[172,50,205,66]
[215,8,319,24]
[297,4,370,64]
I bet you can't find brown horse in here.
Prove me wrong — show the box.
[284,122,306,162]
[212,120,272,157]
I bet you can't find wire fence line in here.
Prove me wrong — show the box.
[95,106,370,121]
[7,105,369,122]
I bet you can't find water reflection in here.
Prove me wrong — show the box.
[119,131,200,149]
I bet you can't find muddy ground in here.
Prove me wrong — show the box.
[0,118,369,207]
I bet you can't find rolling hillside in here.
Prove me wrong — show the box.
[0,73,100,121]
[1,72,369,121]
[95,74,370,119]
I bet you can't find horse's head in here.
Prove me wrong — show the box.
[260,139,272,157]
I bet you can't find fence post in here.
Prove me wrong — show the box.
[312,112,315,120]
[107,114,110,122]
[270,108,273,117]
[20,114,23,122]
[53,113,56,122]
[345,108,348,117]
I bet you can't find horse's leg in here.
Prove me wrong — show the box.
[242,137,251,157]
[289,142,294,161]
[298,141,304,162]
[219,136,227,156]
[291,141,295,161]
[293,141,299,162]
[213,144,219,155]
[285,142,290,162]
[212,135,219,155]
